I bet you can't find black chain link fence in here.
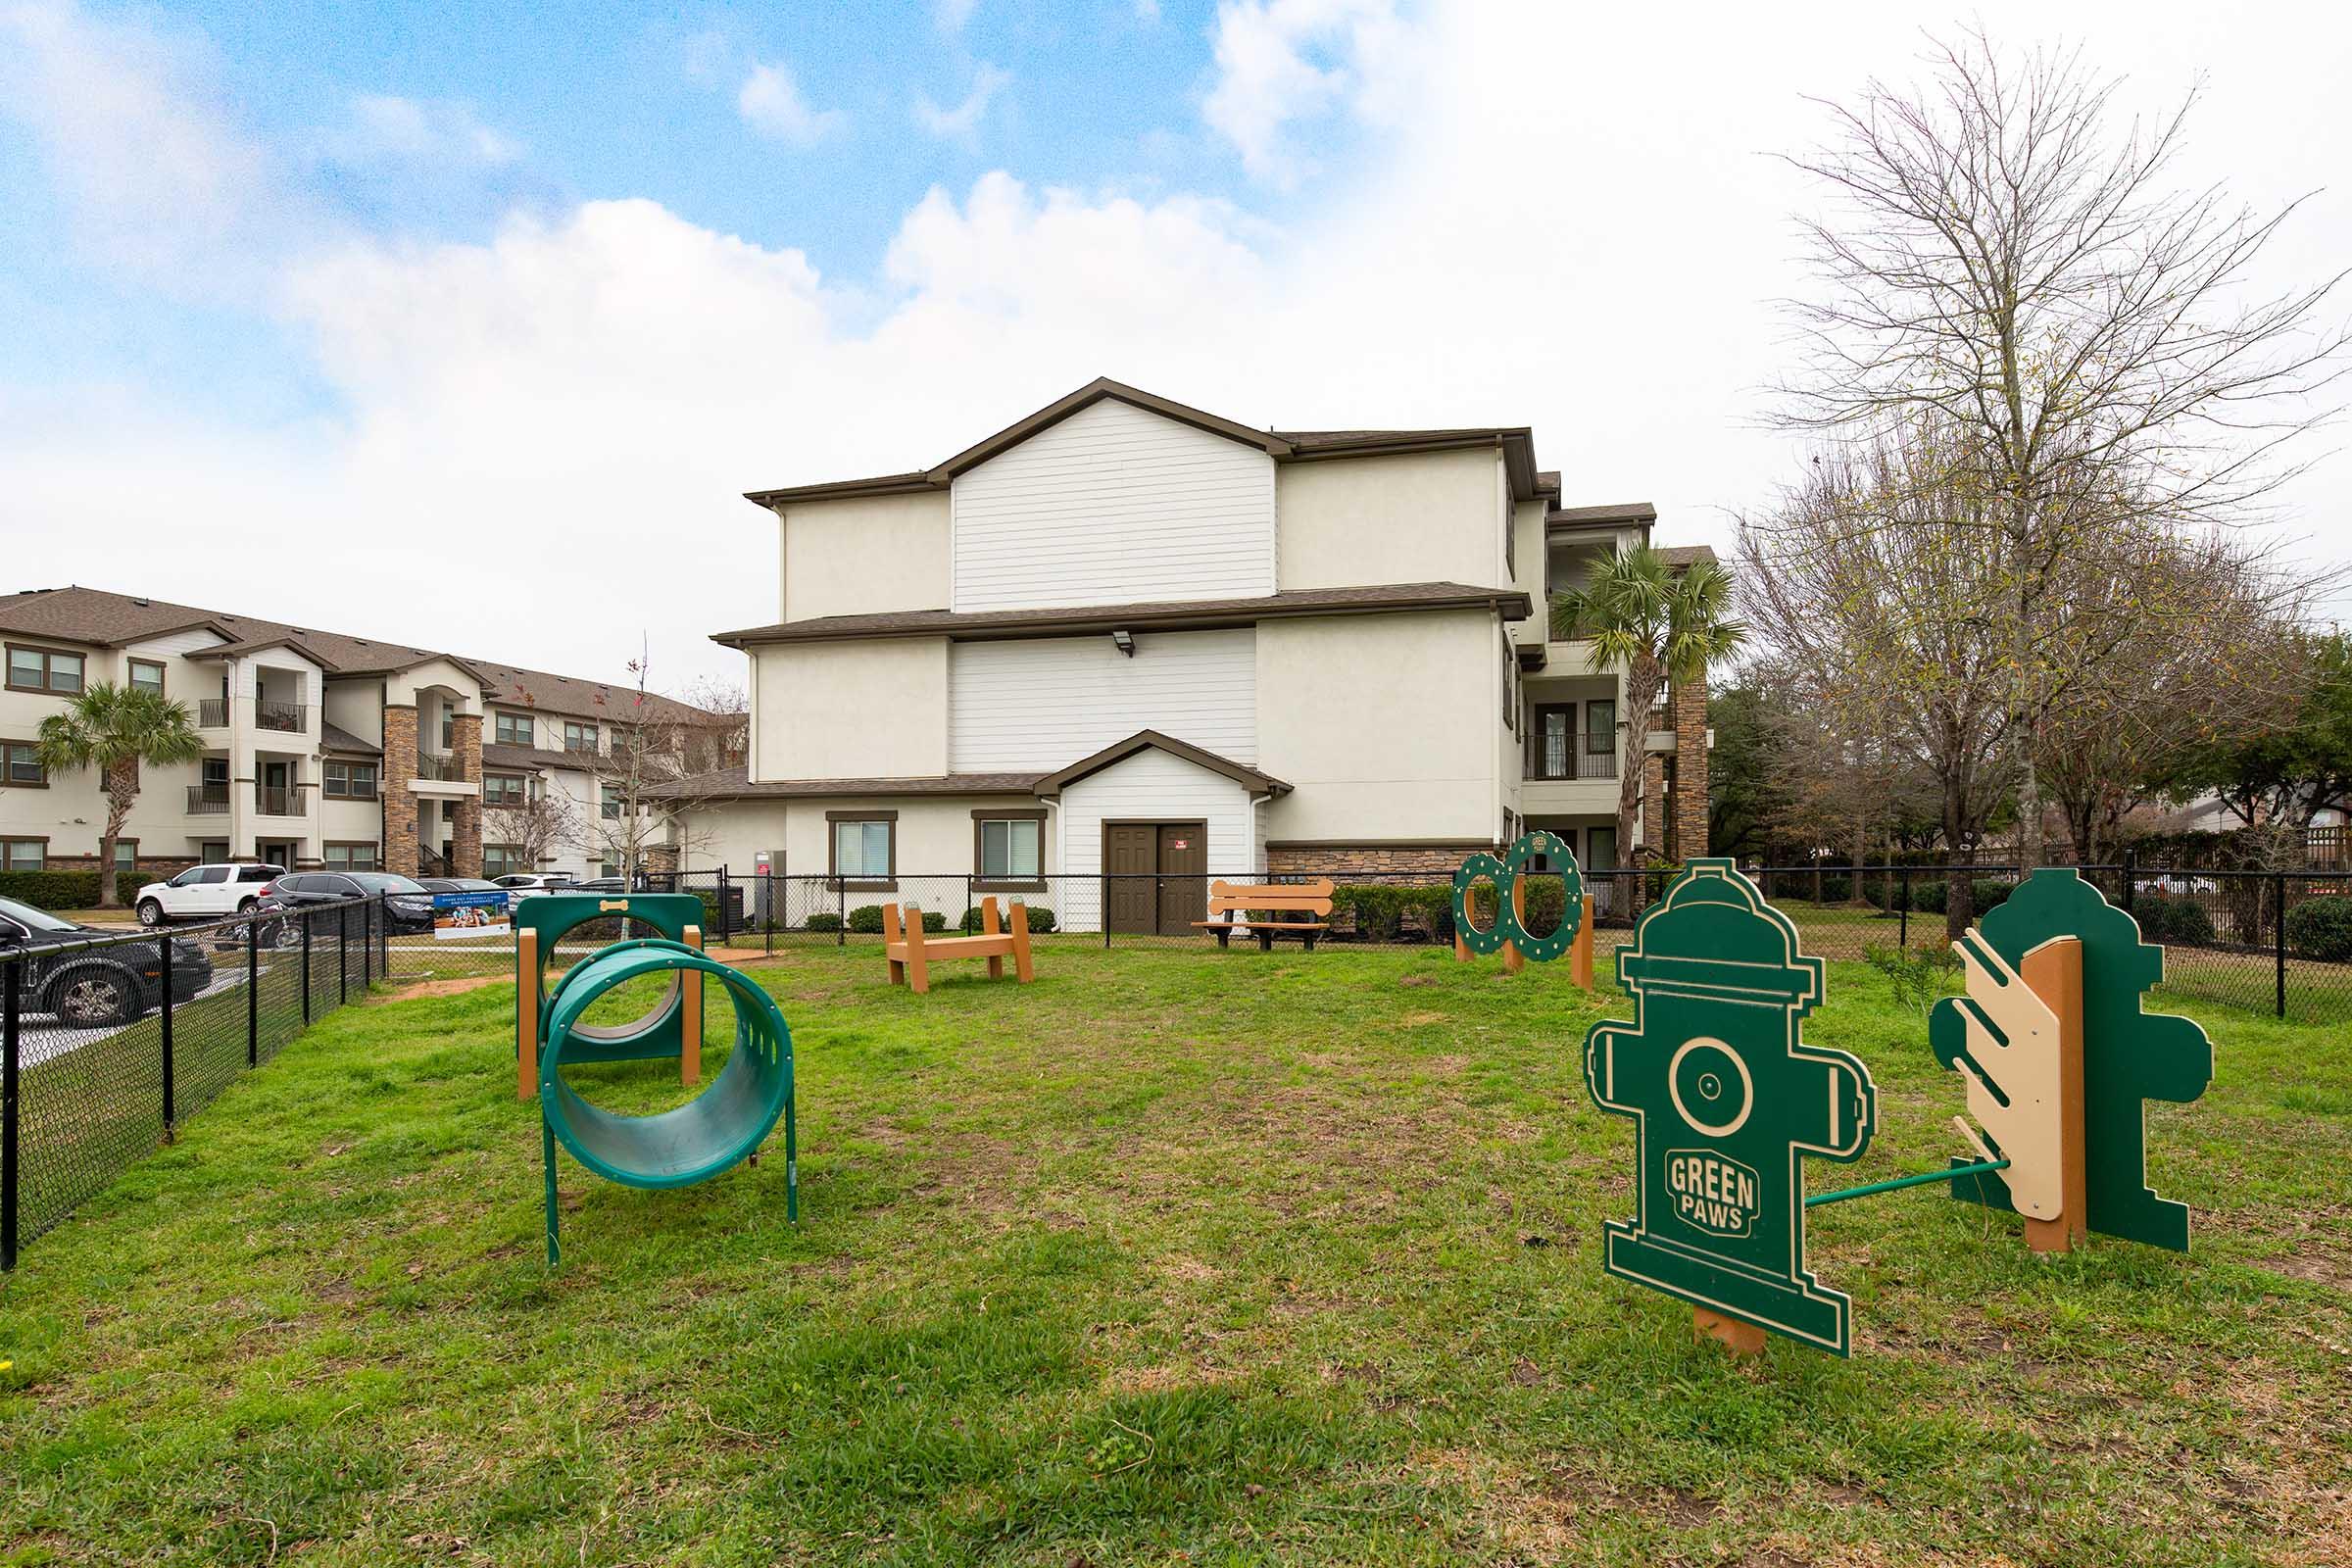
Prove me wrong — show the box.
[2,896,388,1269]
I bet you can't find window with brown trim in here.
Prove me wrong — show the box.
[114,839,139,870]
[564,721,598,755]
[7,645,84,695]
[972,808,1046,889]
[483,771,527,807]
[127,658,166,696]
[324,841,380,871]
[483,842,524,878]
[0,740,45,788]
[1,837,45,872]
[494,710,534,747]
[826,810,896,889]
[322,760,378,799]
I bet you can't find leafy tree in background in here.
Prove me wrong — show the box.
[2154,630,2352,841]
[1705,676,1788,863]
[1551,545,1745,864]
[34,684,205,907]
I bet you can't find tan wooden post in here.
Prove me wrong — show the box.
[1693,1306,1765,1357]
[1502,878,1527,974]
[903,905,931,994]
[883,903,906,987]
[1009,900,1034,983]
[680,923,703,1086]
[1571,895,1595,991]
[2019,937,2086,1253]
[981,896,1004,980]
[516,927,540,1102]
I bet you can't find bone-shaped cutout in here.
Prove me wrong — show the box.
[1945,934,2064,1220]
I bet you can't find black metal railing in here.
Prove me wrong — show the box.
[253,785,303,816]
[185,785,230,815]
[413,752,465,782]
[1525,730,1619,781]
[255,700,306,733]
[196,698,228,728]
[2,894,392,1270]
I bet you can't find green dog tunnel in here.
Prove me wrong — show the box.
[538,939,797,1264]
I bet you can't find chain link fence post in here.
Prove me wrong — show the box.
[338,904,348,1005]
[1897,865,1911,950]
[4,955,20,1271]
[301,906,312,1024]
[247,912,260,1067]
[159,929,175,1137]
[837,878,847,949]
[2120,847,2136,916]
[2276,871,2288,1019]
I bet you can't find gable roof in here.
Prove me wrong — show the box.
[742,377,1550,507]
[1031,729,1291,801]
[0,586,714,727]
[712,581,1535,649]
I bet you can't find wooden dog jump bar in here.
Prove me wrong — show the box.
[884,897,1035,994]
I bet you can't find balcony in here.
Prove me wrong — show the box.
[197,698,229,729]
[186,785,230,815]
[1526,731,1619,782]
[254,784,307,817]
[414,751,466,781]
[256,699,307,733]
[408,751,479,799]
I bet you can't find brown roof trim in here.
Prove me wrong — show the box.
[185,634,336,666]
[645,767,1047,802]
[1548,501,1657,527]
[1032,729,1291,801]
[713,582,1534,649]
[742,378,1552,508]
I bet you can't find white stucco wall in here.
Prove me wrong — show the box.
[779,492,953,622]
[1275,446,1506,592]
[953,398,1276,612]
[1254,609,1506,846]
[948,629,1256,772]
[750,638,949,782]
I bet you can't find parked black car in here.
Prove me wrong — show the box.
[270,870,439,935]
[0,894,214,1026]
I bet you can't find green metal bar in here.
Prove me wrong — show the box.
[1806,1157,2009,1209]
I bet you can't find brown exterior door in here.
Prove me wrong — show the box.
[1104,824,1157,934]
[1155,823,1206,933]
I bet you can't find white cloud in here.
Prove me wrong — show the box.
[912,63,1010,148]
[737,59,845,144]
[933,0,978,31]
[1134,0,1161,21]
[1201,0,1410,184]
[328,94,523,166]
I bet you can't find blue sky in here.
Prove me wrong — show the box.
[4,1,2347,688]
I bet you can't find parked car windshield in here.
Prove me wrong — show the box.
[0,895,78,934]
[348,873,429,896]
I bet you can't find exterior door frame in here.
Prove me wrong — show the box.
[1100,817,1208,936]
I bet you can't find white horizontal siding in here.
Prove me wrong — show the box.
[950,629,1255,772]
[952,397,1275,611]
[125,628,226,659]
[1054,749,1261,931]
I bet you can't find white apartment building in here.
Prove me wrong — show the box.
[0,588,724,882]
[678,379,1713,932]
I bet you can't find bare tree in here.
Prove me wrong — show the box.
[564,647,734,881]
[484,783,578,875]
[1777,26,2349,867]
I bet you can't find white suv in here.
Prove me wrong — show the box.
[492,873,576,909]
[135,863,284,926]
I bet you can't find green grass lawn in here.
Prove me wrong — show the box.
[2,946,2347,1566]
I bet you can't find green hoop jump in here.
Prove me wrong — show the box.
[1451,830,1584,961]
[538,938,797,1265]
[519,893,709,1067]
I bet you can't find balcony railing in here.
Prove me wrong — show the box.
[256,700,307,733]
[254,784,305,816]
[197,698,228,728]
[1525,730,1620,782]
[186,785,230,815]
[414,752,467,782]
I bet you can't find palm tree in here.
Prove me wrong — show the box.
[35,683,206,907]
[1551,546,1745,864]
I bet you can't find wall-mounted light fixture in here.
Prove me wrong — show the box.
[1110,629,1136,657]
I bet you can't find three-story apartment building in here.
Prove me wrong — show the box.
[0,587,723,882]
[681,379,1713,931]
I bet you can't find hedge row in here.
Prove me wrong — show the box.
[2285,897,2352,962]
[796,905,1061,936]
[0,869,105,910]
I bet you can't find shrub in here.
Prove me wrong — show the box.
[0,869,104,910]
[847,904,885,934]
[1024,906,1057,934]
[804,912,842,933]
[1332,883,1453,943]
[2286,896,2352,962]
[1862,942,1961,1015]
[921,910,946,933]
[2134,893,2218,949]
[1866,876,2013,918]
[959,904,1056,934]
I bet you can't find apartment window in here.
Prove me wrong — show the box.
[127,659,166,696]
[114,839,138,871]
[441,711,456,750]
[483,843,522,878]
[324,842,380,872]
[1,741,45,788]
[483,772,526,807]
[564,721,598,754]
[600,787,622,821]
[1503,647,1518,733]
[1,838,44,872]
[323,760,378,799]
[973,809,1045,889]
[602,861,621,880]
[1587,699,1616,754]
[7,645,84,695]
[828,811,895,887]
[494,711,534,747]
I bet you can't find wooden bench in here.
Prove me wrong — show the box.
[1193,878,1335,952]
[883,897,1035,994]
